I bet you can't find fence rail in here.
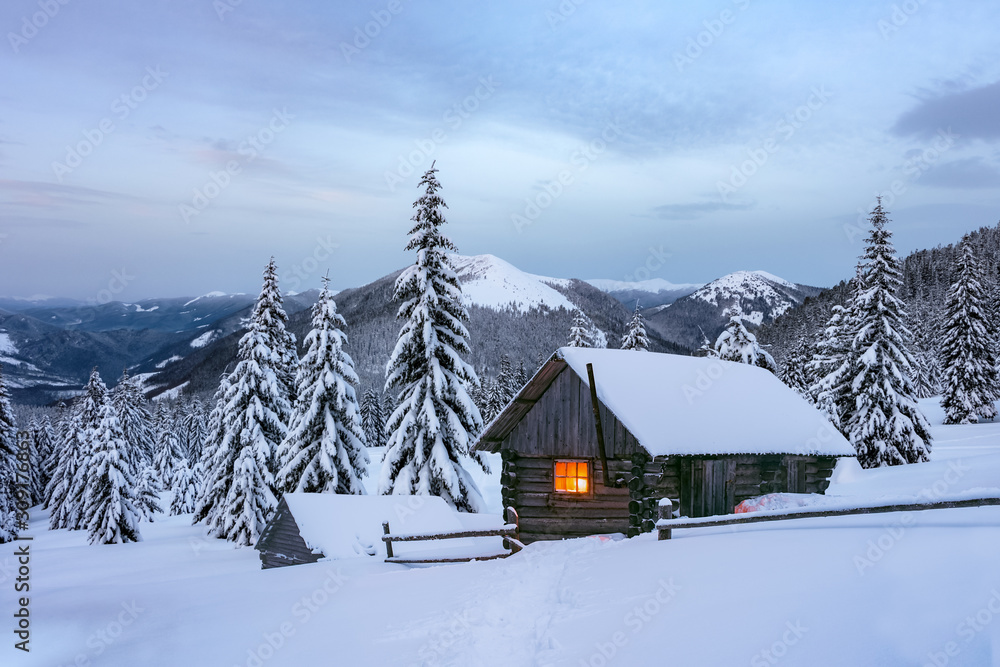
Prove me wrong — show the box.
[655,496,1000,540]
[382,507,523,564]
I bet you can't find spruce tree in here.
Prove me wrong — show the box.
[276,278,369,495]
[515,359,528,390]
[381,164,486,512]
[134,464,163,521]
[497,354,517,406]
[713,317,777,372]
[361,390,386,450]
[940,235,999,423]
[47,370,107,531]
[198,263,292,545]
[192,374,230,526]
[152,406,181,488]
[567,312,592,348]
[620,303,650,351]
[260,257,299,406]
[845,200,932,467]
[112,369,155,469]
[779,339,813,399]
[169,458,200,515]
[82,397,143,545]
[0,366,19,542]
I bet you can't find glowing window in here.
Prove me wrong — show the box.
[554,460,590,494]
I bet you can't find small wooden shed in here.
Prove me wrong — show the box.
[472,347,855,543]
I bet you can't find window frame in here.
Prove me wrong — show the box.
[553,458,593,497]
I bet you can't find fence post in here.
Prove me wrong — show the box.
[382,521,393,558]
[505,506,521,554]
[657,498,673,541]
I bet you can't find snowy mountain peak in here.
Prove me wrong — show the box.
[449,254,577,313]
[691,270,814,325]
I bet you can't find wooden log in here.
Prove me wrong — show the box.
[386,552,511,565]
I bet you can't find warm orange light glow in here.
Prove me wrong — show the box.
[554,460,589,494]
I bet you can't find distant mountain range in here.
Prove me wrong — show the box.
[0,256,816,404]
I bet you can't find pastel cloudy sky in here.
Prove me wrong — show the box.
[1,0,999,300]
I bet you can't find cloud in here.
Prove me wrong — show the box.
[921,157,1000,189]
[651,201,754,221]
[0,180,142,208]
[892,81,1000,141]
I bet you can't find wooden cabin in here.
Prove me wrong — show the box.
[472,347,855,543]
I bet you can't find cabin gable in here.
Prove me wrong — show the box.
[255,497,323,569]
[496,363,644,459]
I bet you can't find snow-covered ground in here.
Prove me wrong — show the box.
[6,398,1000,666]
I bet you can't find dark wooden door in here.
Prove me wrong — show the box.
[690,459,736,517]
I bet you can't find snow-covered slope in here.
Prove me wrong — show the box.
[11,398,1000,667]
[450,254,577,313]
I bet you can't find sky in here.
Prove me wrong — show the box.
[1,0,999,301]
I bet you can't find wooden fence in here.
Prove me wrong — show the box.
[381,507,524,564]
[655,496,1000,540]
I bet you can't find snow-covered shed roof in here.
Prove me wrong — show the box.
[278,494,504,560]
[474,347,855,458]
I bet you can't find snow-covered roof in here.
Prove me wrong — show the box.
[281,493,505,560]
[477,348,854,458]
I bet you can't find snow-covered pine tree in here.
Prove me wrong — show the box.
[82,395,143,545]
[713,316,777,372]
[360,390,386,450]
[381,164,486,512]
[497,354,517,406]
[181,398,206,462]
[152,406,181,488]
[567,312,592,348]
[515,359,528,391]
[192,373,230,526]
[112,369,154,470]
[0,365,19,542]
[779,339,813,399]
[940,235,1000,424]
[26,418,46,505]
[169,458,200,515]
[47,370,108,531]
[484,377,504,424]
[199,263,293,545]
[259,257,299,407]
[134,464,163,521]
[276,278,369,495]
[620,303,650,351]
[845,200,932,467]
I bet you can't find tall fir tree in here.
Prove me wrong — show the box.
[360,390,386,450]
[497,354,517,406]
[779,339,813,399]
[169,458,201,515]
[0,365,19,542]
[381,164,486,512]
[260,257,299,406]
[940,235,1000,423]
[713,317,777,372]
[82,395,143,545]
[47,370,108,531]
[192,374,230,526]
[515,359,528,391]
[152,405,181,487]
[844,200,932,467]
[567,312,592,348]
[620,303,650,351]
[277,278,369,494]
[197,263,293,545]
[112,369,155,470]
